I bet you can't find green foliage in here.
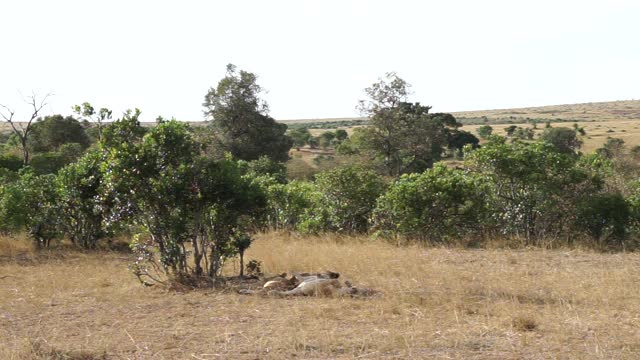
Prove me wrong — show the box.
[56,151,106,249]
[512,127,535,140]
[0,170,59,247]
[260,179,325,231]
[30,115,91,152]
[540,127,582,155]
[318,131,336,149]
[447,129,479,156]
[29,144,84,175]
[477,125,493,139]
[289,127,313,148]
[72,102,112,141]
[203,64,293,162]
[334,129,349,141]
[373,164,489,242]
[354,73,461,176]
[0,153,23,171]
[596,138,625,159]
[576,193,630,245]
[504,125,518,136]
[465,137,602,242]
[313,165,386,233]
[101,115,265,278]
[238,156,288,184]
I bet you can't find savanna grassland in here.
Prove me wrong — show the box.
[2,233,640,359]
[284,100,640,155]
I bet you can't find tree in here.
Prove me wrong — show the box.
[477,125,493,139]
[318,131,336,149]
[72,102,112,141]
[540,127,582,155]
[334,129,349,141]
[203,64,292,162]
[30,114,91,152]
[289,127,312,148]
[596,138,625,159]
[504,125,518,137]
[101,114,265,280]
[447,129,479,155]
[354,73,454,176]
[0,92,52,165]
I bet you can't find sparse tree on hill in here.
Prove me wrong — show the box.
[289,127,313,148]
[540,127,582,155]
[30,114,91,152]
[73,102,112,141]
[0,92,52,165]
[477,125,493,139]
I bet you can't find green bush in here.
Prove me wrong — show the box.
[373,164,489,242]
[0,170,60,247]
[576,193,630,246]
[313,165,386,233]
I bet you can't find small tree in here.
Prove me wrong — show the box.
[540,127,582,155]
[334,129,349,141]
[29,114,91,152]
[72,102,113,141]
[289,127,313,148]
[233,233,252,277]
[355,73,454,176]
[318,131,336,149]
[477,125,493,139]
[0,93,52,165]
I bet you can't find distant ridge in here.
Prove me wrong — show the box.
[452,100,640,123]
[279,100,640,124]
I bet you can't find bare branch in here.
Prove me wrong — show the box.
[0,103,20,135]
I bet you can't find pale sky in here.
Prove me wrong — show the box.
[1,0,639,121]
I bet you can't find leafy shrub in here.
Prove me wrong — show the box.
[56,151,106,249]
[373,164,489,242]
[0,170,59,247]
[575,193,630,246]
[465,137,602,242]
[313,165,386,233]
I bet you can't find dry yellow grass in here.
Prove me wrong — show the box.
[464,120,640,153]
[452,100,640,123]
[1,232,640,359]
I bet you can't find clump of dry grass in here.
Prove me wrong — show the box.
[1,231,640,358]
[0,234,35,258]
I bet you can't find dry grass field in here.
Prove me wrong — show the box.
[464,120,640,153]
[452,100,640,123]
[284,101,640,155]
[1,233,640,359]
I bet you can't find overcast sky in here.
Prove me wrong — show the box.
[1,0,638,121]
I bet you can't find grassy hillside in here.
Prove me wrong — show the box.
[453,100,640,125]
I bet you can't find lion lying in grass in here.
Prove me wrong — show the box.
[239,271,379,298]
